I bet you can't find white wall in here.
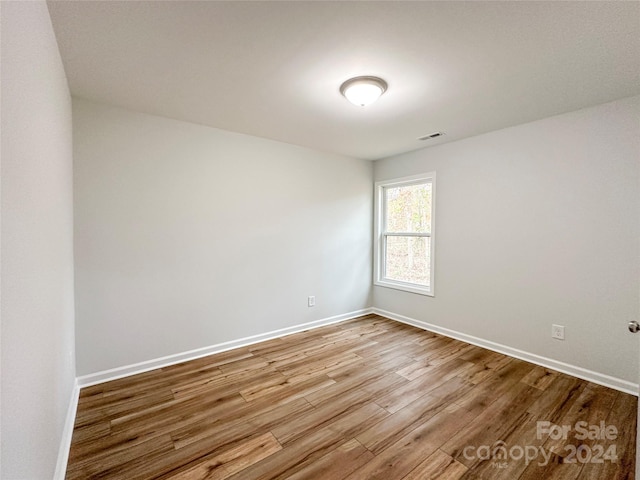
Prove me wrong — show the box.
[374,96,640,384]
[73,98,372,376]
[1,2,76,479]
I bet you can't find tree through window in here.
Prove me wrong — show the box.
[375,173,435,296]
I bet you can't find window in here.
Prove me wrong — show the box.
[374,173,435,296]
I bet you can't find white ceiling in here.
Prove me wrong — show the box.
[47,1,640,160]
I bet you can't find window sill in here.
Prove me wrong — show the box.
[374,279,434,297]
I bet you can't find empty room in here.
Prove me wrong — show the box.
[2,1,640,479]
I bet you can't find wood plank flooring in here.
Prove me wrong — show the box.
[66,314,637,480]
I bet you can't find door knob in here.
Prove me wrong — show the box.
[628,321,640,333]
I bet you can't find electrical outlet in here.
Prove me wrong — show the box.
[308,296,315,307]
[551,324,565,340]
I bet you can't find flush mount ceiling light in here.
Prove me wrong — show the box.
[340,76,388,107]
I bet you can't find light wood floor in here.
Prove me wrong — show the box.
[67,314,636,480]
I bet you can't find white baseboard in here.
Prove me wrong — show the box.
[77,306,638,395]
[54,379,80,480]
[373,308,639,396]
[77,308,374,387]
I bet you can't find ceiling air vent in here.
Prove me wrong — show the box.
[418,132,445,141]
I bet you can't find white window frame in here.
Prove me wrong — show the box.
[374,172,436,296]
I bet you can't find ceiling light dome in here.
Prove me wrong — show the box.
[340,76,387,107]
